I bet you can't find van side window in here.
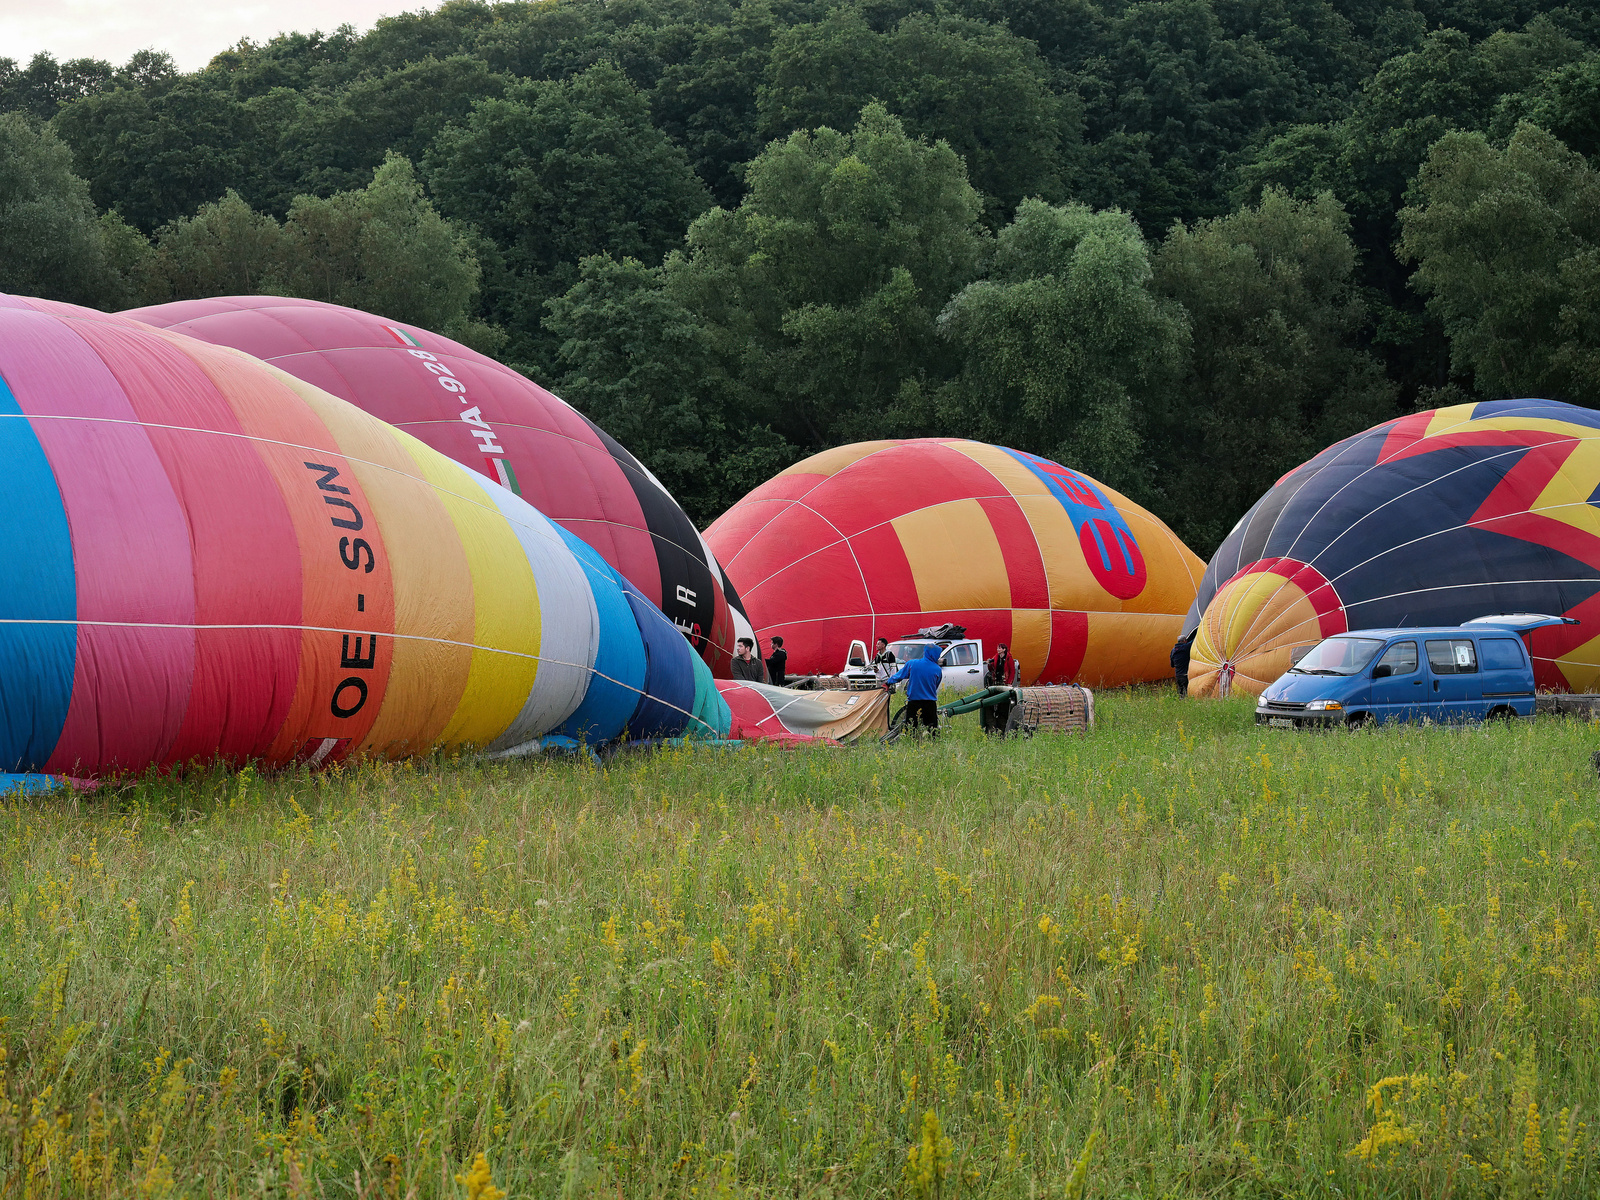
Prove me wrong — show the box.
[943,643,979,666]
[1426,638,1478,674]
[1375,641,1417,674]
[1480,638,1525,670]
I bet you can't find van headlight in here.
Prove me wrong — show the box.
[1304,700,1343,711]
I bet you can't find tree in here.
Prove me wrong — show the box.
[1152,188,1396,553]
[1235,20,1587,404]
[757,10,1072,220]
[0,53,116,118]
[0,113,142,308]
[936,200,1189,498]
[258,56,509,215]
[545,254,797,525]
[52,79,257,231]
[278,153,486,336]
[1399,122,1600,406]
[140,154,494,344]
[664,102,989,449]
[650,9,779,208]
[140,189,288,302]
[1495,50,1600,159]
[426,61,711,372]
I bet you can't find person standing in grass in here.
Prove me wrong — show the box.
[732,637,768,682]
[765,635,788,687]
[984,642,1020,735]
[1171,629,1196,697]
[884,643,943,736]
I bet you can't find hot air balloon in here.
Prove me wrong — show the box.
[122,296,752,675]
[1187,399,1600,697]
[705,439,1204,686]
[0,295,726,777]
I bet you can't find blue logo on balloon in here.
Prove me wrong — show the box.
[1003,448,1146,599]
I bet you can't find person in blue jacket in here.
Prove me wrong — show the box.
[884,643,944,736]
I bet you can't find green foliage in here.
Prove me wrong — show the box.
[1237,22,1593,396]
[142,189,286,301]
[11,0,1600,549]
[52,78,258,233]
[665,103,987,449]
[0,694,1597,1193]
[1494,50,1600,157]
[140,155,490,340]
[1153,189,1397,553]
[1400,122,1600,405]
[427,61,711,371]
[935,200,1188,496]
[758,9,1073,220]
[545,254,796,525]
[278,154,485,336]
[0,114,140,308]
[258,55,511,216]
[0,53,115,119]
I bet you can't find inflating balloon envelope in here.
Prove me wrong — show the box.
[122,296,753,676]
[0,295,727,778]
[707,438,1204,687]
[1187,399,1600,696]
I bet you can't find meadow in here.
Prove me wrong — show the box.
[0,690,1595,1198]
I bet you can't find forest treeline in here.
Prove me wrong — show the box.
[2,0,1598,553]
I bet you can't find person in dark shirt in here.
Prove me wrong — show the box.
[1170,629,1196,697]
[765,635,788,686]
[731,637,768,682]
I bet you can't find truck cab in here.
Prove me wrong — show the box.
[1256,614,1571,728]
[885,636,987,694]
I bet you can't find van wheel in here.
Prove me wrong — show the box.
[1486,705,1515,723]
[1346,712,1375,730]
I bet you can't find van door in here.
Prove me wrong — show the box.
[939,640,984,692]
[1369,640,1423,723]
[1424,637,1481,720]
[1477,636,1534,712]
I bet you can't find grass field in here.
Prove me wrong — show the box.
[0,689,1596,1198]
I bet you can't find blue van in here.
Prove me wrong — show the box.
[1254,614,1575,729]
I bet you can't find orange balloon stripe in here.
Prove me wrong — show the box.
[176,341,395,762]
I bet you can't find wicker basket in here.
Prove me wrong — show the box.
[1009,685,1095,735]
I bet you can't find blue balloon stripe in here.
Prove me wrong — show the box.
[552,527,648,744]
[621,586,698,740]
[0,388,77,771]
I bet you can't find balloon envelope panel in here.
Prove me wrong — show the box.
[705,439,1204,686]
[121,296,749,675]
[1187,400,1600,696]
[0,295,696,774]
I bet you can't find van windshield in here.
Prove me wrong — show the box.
[1290,637,1385,676]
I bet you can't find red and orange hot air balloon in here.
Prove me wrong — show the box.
[706,439,1204,686]
[123,296,751,673]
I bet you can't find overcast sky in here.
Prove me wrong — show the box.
[2,0,419,72]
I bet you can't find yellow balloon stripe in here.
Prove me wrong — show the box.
[391,432,543,748]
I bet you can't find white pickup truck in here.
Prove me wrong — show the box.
[837,634,987,693]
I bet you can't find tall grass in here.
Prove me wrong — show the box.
[0,689,1595,1196]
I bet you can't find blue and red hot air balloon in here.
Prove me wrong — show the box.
[1188,399,1600,696]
